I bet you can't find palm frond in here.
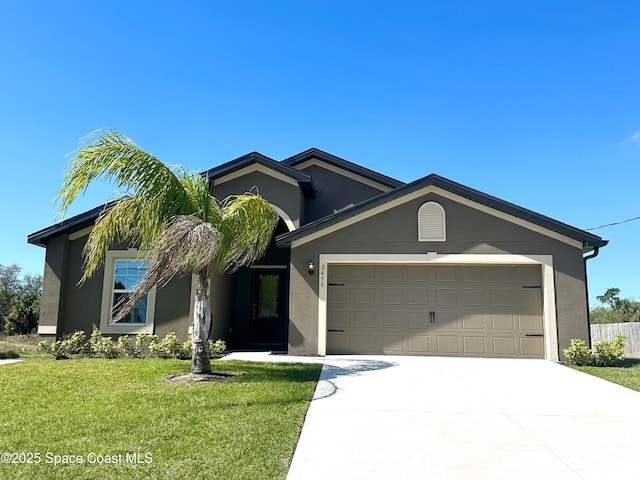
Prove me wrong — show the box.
[60,129,216,281]
[214,194,278,273]
[112,215,220,323]
[56,129,195,219]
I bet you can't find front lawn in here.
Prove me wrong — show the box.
[574,358,640,392]
[0,357,321,479]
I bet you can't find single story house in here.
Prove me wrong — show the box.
[28,148,607,361]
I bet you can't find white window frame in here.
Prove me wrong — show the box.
[418,201,446,241]
[99,249,156,334]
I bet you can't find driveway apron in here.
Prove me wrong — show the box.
[287,355,640,480]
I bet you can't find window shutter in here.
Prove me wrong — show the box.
[418,202,446,241]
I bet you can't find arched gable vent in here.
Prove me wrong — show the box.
[418,201,446,241]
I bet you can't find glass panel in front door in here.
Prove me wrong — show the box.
[258,274,279,318]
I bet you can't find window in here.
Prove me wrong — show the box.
[258,274,279,318]
[100,250,156,334]
[418,201,446,241]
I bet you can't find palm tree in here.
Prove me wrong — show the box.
[57,129,278,374]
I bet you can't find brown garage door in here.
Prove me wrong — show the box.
[327,264,544,358]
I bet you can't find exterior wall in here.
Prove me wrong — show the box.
[210,270,234,343]
[297,164,387,222]
[38,235,69,337]
[211,170,304,227]
[288,192,589,359]
[41,233,192,341]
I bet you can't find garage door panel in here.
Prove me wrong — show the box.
[353,334,375,352]
[461,267,483,283]
[383,335,404,353]
[327,264,544,359]
[353,265,375,281]
[354,287,375,304]
[408,311,430,329]
[354,311,375,328]
[517,290,542,308]
[436,311,459,329]
[493,337,517,356]
[383,311,404,328]
[382,265,403,282]
[463,336,486,355]
[327,332,351,353]
[330,286,350,304]
[408,336,430,353]
[437,335,460,354]
[461,288,483,306]
[462,313,485,330]
[407,288,429,304]
[407,266,428,282]
[382,288,403,305]
[520,337,544,356]
[518,313,542,330]
[436,288,458,306]
[490,290,514,307]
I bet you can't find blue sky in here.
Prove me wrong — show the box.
[1,1,638,305]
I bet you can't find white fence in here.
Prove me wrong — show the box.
[590,322,640,358]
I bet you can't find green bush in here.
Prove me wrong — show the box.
[209,339,227,356]
[0,350,19,359]
[116,335,136,357]
[563,338,593,366]
[38,330,227,362]
[149,332,186,359]
[88,331,119,359]
[60,330,90,356]
[593,334,626,367]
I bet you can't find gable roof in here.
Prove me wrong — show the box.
[282,148,404,190]
[27,200,119,247]
[276,173,608,250]
[205,151,316,197]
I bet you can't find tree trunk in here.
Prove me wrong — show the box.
[191,268,212,374]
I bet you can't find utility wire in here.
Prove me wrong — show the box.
[586,216,640,231]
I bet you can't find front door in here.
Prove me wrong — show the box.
[250,269,288,347]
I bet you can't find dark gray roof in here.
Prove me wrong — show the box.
[204,152,316,197]
[27,200,120,247]
[276,173,608,250]
[282,148,404,189]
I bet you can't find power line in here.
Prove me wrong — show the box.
[586,216,640,231]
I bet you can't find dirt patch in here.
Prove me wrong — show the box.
[163,372,237,384]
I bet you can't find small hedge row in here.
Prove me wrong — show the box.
[0,350,20,359]
[38,330,226,360]
[563,334,626,367]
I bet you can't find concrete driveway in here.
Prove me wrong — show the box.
[287,356,640,480]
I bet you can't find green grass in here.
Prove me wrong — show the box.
[0,357,321,480]
[574,358,640,392]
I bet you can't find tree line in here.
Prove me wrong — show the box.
[0,264,42,335]
[590,287,640,324]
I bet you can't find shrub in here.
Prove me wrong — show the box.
[209,339,226,356]
[60,330,90,356]
[593,334,626,367]
[149,332,183,359]
[37,329,227,362]
[88,331,119,359]
[563,338,593,366]
[0,350,19,359]
[134,333,154,357]
[117,336,136,357]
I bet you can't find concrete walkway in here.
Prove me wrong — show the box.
[287,355,640,480]
[0,358,24,366]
